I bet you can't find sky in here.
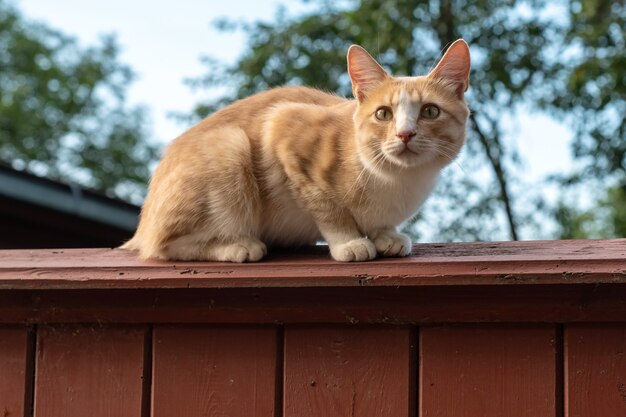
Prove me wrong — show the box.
[15,0,577,238]
[17,0,315,142]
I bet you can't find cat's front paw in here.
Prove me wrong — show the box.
[371,230,412,257]
[330,238,377,262]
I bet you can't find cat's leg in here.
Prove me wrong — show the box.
[200,127,266,262]
[157,127,266,262]
[283,177,376,262]
[266,109,375,262]
[368,226,412,257]
[321,220,377,262]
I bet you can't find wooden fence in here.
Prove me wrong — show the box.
[1,239,625,416]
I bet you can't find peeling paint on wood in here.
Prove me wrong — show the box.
[0,239,624,290]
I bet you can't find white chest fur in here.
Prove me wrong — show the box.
[352,166,440,232]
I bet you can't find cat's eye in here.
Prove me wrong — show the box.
[374,107,393,121]
[421,104,440,119]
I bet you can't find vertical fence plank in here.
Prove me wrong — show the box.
[0,326,30,417]
[565,325,626,417]
[34,325,146,417]
[420,325,558,417]
[151,326,277,417]
[284,326,414,417]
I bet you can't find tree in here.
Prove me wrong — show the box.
[553,0,625,180]
[0,0,158,203]
[549,0,626,237]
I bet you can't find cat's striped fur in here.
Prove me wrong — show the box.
[122,40,471,262]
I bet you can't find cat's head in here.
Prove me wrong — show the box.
[348,40,471,172]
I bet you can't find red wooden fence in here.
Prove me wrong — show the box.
[1,239,625,416]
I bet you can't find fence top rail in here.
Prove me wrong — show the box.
[0,239,624,290]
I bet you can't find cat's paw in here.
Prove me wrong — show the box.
[371,230,412,257]
[330,238,377,262]
[217,237,267,263]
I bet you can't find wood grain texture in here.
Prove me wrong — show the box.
[284,326,414,417]
[0,239,625,289]
[0,326,30,417]
[565,325,626,417]
[151,326,277,417]
[34,325,146,417]
[420,325,558,417]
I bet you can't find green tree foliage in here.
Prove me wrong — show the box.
[555,185,626,239]
[189,0,625,240]
[0,0,158,202]
[548,0,626,237]
[553,0,625,179]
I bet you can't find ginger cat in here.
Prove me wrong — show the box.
[122,40,471,262]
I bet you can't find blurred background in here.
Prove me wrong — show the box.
[0,0,624,248]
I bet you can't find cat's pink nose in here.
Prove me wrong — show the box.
[396,130,416,144]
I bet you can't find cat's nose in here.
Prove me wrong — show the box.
[396,130,416,144]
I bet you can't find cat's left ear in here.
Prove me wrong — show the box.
[347,45,389,102]
[429,39,471,96]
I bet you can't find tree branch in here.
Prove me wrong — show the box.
[470,113,519,240]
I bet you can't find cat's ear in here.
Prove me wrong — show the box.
[429,39,471,96]
[347,45,389,102]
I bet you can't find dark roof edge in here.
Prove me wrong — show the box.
[0,165,138,231]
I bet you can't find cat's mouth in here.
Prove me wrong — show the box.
[382,143,431,168]
[394,144,421,159]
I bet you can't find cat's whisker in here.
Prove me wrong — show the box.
[357,151,386,208]
[434,143,462,156]
[428,146,467,174]
[413,139,462,159]
[342,161,370,202]
[347,150,386,204]
[409,137,466,174]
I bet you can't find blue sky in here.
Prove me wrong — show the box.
[18,0,314,141]
[16,0,577,238]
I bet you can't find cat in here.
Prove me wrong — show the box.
[122,39,471,263]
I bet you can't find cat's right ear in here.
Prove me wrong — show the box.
[347,45,389,102]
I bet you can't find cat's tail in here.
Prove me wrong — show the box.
[120,234,141,251]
